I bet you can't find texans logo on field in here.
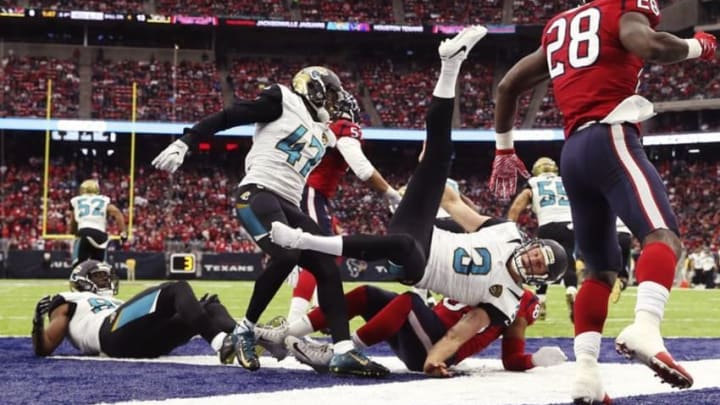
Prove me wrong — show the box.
[489,284,503,298]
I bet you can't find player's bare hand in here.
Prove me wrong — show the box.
[694,31,717,61]
[424,361,452,378]
[489,149,530,201]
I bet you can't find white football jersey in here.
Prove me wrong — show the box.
[240,85,336,206]
[417,221,526,324]
[58,291,122,355]
[528,173,572,226]
[70,194,111,232]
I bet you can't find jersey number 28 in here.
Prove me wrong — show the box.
[546,8,601,79]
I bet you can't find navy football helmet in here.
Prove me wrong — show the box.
[69,260,116,296]
[332,90,361,123]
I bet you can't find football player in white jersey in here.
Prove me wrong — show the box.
[506,157,578,322]
[69,179,127,266]
[32,260,240,360]
[270,26,568,368]
[151,66,388,377]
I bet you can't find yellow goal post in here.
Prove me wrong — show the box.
[41,80,137,242]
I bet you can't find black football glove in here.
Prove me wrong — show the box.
[33,295,52,329]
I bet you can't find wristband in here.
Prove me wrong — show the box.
[495,130,514,150]
[685,38,702,60]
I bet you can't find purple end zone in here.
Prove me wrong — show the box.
[1,337,717,405]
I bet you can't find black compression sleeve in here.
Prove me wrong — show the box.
[180,85,283,145]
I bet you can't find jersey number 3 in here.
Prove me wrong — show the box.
[546,8,601,79]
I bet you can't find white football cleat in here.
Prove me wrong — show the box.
[286,335,334,373]
[254,318,290,361]
[571,355,612,404]
[615,322,693,389]
[438,25,488,62]
[270,221,304,249]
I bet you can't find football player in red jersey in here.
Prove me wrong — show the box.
[259,285,566,376]
[288,90,402,324]
[488,0,716,403]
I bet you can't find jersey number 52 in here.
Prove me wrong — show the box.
[546,8,601,79]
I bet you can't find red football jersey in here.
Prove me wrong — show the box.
[541,0,661,136]
[306,119,363,199]
[434,290,539,364]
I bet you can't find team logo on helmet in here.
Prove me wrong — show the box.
[292,66,343,122]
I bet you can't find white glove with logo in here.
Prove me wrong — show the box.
[531,346,567,367]
[152,139,189,173]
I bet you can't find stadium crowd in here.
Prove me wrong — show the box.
[3,52,720,131]
[1,155,718,264]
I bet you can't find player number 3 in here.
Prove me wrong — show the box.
[546,8,601,79]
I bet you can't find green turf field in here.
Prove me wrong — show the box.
[1,279,718,338]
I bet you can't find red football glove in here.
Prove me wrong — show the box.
[694,31,717,61]
[489,149,530,201]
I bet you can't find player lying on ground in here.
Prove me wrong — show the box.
[32,260,239,361]
[269,25,569,377]
[255,284,566,377]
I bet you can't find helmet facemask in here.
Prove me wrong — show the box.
[509,239,568,286]
[70,260,116,296]
[332,90,361,123]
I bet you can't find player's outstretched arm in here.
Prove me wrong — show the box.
[440,184,490,232]
[335,135,401,206]
[620,12,717,64]
[152,86,284,173]
[424,307,490,377]
[506,188,533,222]
[32,297,70,356]
[489,48,547,200]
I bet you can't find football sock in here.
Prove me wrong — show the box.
[574,279,610,335]
[433,59,461,98]
[288,297,311,324]
[333,340,354,355]
[210,332,227,352]
[297,233,343,256]
[351,332,368,350]
[635,281,669,324]
[574,331,601,360]
[635,242,676,289]
[288,315,315,337]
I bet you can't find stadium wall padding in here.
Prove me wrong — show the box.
[2,250,398,281]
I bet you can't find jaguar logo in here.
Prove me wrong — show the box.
[489,284,503,298]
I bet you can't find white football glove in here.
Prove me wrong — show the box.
[531,346,567,367]
[383,187,402,211]
[152,139,189,173]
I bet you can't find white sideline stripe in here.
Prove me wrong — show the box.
[54,355,720,405]
[610,125,666,229]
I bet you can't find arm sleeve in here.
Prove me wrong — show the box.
[336,136,376,181]
[501,337,535,371]
[181,85,283,145]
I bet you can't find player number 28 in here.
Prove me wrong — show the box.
[546,8,601,79]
